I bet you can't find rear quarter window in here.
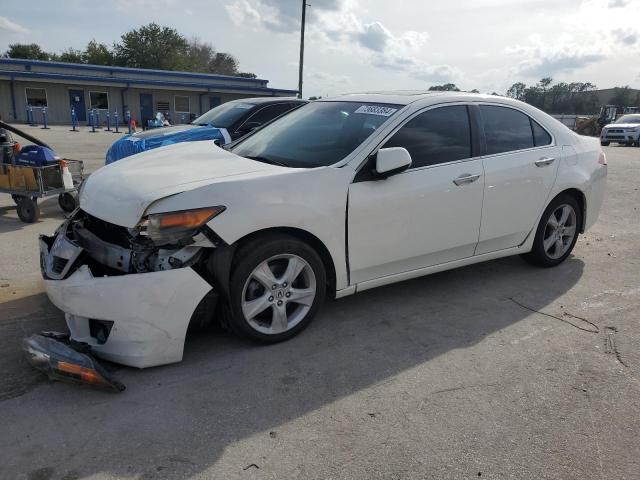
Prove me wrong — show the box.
[531,120,552,147]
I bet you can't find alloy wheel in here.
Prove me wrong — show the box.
[542,204,577,260]
[241,254,317,335]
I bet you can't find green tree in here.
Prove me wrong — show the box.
[4,43,49,60]
[428,83,460,91]
[538,77,553,110]
[56,48,85,63]
[184,38,216,72]
[610,86,633,106]
[236,72,257,78]
[548,82,569,113]
[523,85,543,108]
[209,52,238,76]
[506,82,526,100]
[183,38,245,75]
[84,40,115,66]
[114,23,189,70]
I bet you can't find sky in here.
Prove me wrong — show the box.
[0,0,639,98]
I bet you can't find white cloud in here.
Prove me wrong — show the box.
[224,0,439,82]
[612,28,639,45]
[507,34,607,78]
[354,22,392,52]
[114,0,176,11]
[412,65,461,84]
[0,16,28,34]
[225,0,261,25]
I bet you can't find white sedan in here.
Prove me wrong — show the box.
[38,92,607,368]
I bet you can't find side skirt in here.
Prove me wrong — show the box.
[337,245,526,297]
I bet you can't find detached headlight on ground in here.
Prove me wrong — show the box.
[143,206,225,245]
[22,334,125,392]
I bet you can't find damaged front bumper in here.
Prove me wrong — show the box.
[37,212,214,368]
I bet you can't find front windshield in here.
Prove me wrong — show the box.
[192,101,255,128]
[231,101,401,168]
[615,115,640,124]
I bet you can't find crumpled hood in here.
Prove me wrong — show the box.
[81,141,281,227]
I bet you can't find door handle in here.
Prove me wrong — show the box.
[453,174,481,186]
[535,157,555,167]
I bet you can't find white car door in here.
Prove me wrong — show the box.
[475,104,560,255]
[348,105,484,285]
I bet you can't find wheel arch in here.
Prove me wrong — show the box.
[231,227,338,295]
[551,188,586,233]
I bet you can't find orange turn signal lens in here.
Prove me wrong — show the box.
[155,207,225,230]
[57,361,110,386]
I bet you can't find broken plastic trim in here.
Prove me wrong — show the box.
[22,333,125,392]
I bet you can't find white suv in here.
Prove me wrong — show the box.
[600,114,640,146]
[38,92,607,368]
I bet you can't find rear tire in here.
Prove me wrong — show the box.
[522,194,581,268]
[226,234,326,343]
[17,197,40,223]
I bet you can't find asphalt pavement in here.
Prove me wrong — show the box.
[0,125,639,480]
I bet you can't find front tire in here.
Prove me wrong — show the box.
[227,234,326,343]
[522,194,581,268]
[600,141,610,146]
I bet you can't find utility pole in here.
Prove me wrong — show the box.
[298,0,308,99]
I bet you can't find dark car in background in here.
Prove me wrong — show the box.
[105,97,307,164]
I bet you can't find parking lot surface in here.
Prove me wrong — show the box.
[1,125,639,480]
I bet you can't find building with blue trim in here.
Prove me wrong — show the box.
[0,58,298,125]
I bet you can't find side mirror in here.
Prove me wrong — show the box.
[375,147,412,178]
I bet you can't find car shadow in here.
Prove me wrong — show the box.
[2,255,585,479]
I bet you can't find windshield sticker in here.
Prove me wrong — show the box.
[354,105,398,117]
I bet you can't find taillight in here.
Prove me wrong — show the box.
[598,152,607,166]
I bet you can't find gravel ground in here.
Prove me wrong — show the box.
[0,125,639,480]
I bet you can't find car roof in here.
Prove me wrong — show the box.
[230,97,307,106]
[318,91,508,106]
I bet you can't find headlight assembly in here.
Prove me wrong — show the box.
[142,206,225,245]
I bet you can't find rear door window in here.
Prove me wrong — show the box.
[480,105,535,155]
[383,105,472,169]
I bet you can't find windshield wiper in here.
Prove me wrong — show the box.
[244,155,288,167]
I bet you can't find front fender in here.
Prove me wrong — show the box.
[146,166,354,290]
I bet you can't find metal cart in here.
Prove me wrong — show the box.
[0,120,84,223]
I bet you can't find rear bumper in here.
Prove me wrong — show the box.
[584,165,607,232]
[40,225,213,368]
